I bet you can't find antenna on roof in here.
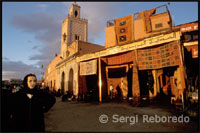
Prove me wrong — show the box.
[172,14,175,26]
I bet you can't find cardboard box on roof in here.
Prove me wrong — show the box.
[105,5,172,48]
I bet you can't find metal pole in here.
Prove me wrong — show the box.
[98,57,102,103]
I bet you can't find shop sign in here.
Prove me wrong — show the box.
[180,25,198,32]
[80,59,97,76]
[137,41,181,70]
[77,31,181,62]
[120,31,181,53]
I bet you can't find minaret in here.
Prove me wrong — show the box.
[60,2,88,58]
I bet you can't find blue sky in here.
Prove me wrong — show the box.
[2,2,198,80]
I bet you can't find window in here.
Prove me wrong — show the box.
[66,50,69,57]
[107,21,114,27]
[120,21,126,26]
[183,34,192,42]
[63,33,66,42]
[119,35,126,42]
[75,10,78,18]
[192,31,198,40]
[182,30,198,42]
[155,23,163,28]
[120,28,126,33]
[193,34,198,40]
[75,34,79,40]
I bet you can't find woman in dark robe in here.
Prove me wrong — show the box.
[11,73,56,132]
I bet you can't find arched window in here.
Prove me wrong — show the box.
[63,33,66,42]
[75,10,78,18]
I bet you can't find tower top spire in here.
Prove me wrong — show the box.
[69,2,80,18]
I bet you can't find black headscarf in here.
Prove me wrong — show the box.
[23,73,38,94]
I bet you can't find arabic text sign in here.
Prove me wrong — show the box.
[77,31,181,62]
[80,59,97,76]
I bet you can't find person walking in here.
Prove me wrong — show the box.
[109,84,113,99]
[10,73,56,132]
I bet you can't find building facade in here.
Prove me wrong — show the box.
[175,21,198,95]
[44,3,104,98]
[44,3,198,108]
[77,4,191,107]
[44,54,62,91]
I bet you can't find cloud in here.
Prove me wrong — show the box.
[3,57,10,61]
[10,11,61,70]
[32,45,39,50]
[37,4,49,9]
[29,38,61,68]
[2,60,42,80]
[28,40,32,43]
[10,12,60,37]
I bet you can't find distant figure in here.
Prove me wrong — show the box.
[116,85,122,101]
[10,73,56,132]
[147,70,154,94]
[57,88,61,97]
[109,84,113,99]
[62,91,73,102]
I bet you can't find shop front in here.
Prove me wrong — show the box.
[78,59,99,102]
[135,40,185,107]
[77,31,183,105]
[101,51,134,101]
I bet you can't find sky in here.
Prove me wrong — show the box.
[2,1,198,81]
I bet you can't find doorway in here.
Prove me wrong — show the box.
[68,68,74,94]
[106,65,128,100]
[61,72,65,94]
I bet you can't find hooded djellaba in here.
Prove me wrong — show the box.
[9,73,56,132]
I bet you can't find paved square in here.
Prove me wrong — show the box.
[45,98,198,132]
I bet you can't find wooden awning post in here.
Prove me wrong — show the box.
[132,50,140,106]
[98,57,102,103]
[178,41,186,111]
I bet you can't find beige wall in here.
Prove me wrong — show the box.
[78,41,104,56]
[58,58,78,96]
[105,11,172,48]
[134,12,171,40]
[44,55,62,91]
[67,41,78,57]
[105,26,117,48]
[61,19,69,58]
[151,12,171,32]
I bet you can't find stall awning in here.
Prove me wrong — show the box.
[101,51,134,65]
